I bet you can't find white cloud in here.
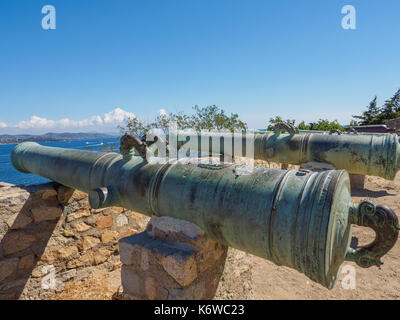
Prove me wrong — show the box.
[17,116,56,129]
[2,108,137,133]
[92,115,103,125]
[104,108,135,124]
[158,109,168,118]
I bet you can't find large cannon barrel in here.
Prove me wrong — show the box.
[348,124,396,134]
[175,127,400,180]
[11,141,399,289]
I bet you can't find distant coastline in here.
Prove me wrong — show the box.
[0,132,119,145]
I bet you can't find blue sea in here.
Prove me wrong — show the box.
[0,138,120,186]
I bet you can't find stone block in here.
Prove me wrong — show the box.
[0,292,16,300]
[31,205,62,223]
[0,258,19,282]
[71,190,88,201]
[6,213,32,230]
[66,248,112,269]
[0,278,27,291]
[2,231,36,256]
[144,277,157,300]
[120,232,180,270]
[93,248,112,265]
[349,174,365,190]
[66,209,91,222]
[146,216,204,248]
[119,216,228,300]
[161,251,198,287]
[119,228,137,240]
[67,254,90,269]
[71,221,92,232]
[110,207,125,214]
[55,185,75,205]
[62,227,75,238]
[85,215,98,226]
[40,190,58,201]
[101,230,118,244]
[79,236,100,251]
[18,253,35,270]
[121,266,144,297]
[167,279,206,300]
[96,215,113,229]
[119,238,143,266]
[41,246,79,263]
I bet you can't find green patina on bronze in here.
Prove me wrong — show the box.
[11,141,399,289]
[176,126,400,180]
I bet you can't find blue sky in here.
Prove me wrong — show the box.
[0,0,399,133]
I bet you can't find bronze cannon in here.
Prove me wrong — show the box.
[172,123,400,180]
[11,139,399,288]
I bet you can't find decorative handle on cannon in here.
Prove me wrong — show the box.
[346,200,400,268]
[273,122,298,136]
[329,129,342,135]
[120,133,149,161]
[120,133,166,162]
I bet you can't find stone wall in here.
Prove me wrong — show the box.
[0,182,149,300]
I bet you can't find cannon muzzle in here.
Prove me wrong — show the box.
[11,141,399,289]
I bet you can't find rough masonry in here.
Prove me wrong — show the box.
[0,182,149,300]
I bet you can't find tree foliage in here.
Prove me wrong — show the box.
[352,89,400,125]
[190,105,247,132]
[267,116,295,131]
[267,116,344,132]
[120,105,248,137]
[120,89,400,138]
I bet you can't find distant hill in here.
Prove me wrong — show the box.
[0,132,118,144]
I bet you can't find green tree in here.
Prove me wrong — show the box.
[309,119,344,131]
[190,105,247,132]
[168,111,194,131]
[119,116,150,138]
[349,120,359,127]
[352,89,400,125]
[267,116,296,131]
[120,105,248,137]
[379,89,400,123]
[297,121,311,130]
[267,116,344,132]
[352,96,380,125]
